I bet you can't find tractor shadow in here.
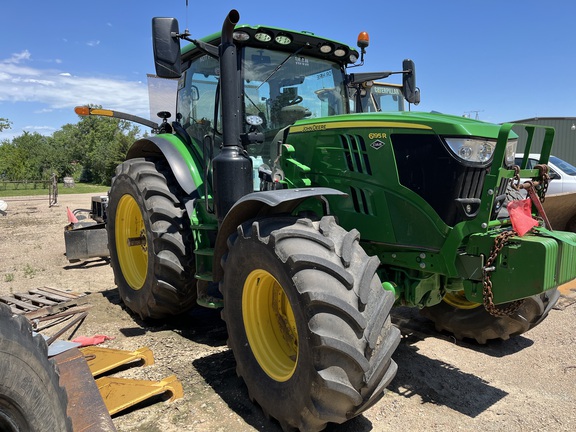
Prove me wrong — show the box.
[391,306,535,358]
[191,349,375,432]
[385,306,539,418]
[110,298,229,348]
[387,337,509,418]
[97,290,529,429]
[63,257,110,270]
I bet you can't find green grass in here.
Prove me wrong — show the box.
[23,264,36,278]
[0,183,109,197]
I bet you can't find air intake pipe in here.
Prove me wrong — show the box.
[212,9,253,223]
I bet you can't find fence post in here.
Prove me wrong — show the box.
[49,173,58,207]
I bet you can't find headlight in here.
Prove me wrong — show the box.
[444,138,496,164]
[505,139,517,166]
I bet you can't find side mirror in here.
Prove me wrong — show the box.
[152,17,182,78]
[402,59,418,104]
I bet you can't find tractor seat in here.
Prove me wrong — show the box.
[278,105,311,126]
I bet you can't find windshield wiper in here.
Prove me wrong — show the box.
[257,45,308,90]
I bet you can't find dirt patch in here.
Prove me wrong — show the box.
[1,193,575,431]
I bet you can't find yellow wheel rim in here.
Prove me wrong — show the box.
[443,291,481,310]
[115,194,148,290]
[242,269,298,382]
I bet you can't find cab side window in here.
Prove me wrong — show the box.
[177,55,221,145]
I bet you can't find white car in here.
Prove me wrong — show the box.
[515,154,576,195]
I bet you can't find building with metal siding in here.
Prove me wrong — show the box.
[509,117,576,165]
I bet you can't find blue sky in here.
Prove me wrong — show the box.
[1,0,575,141]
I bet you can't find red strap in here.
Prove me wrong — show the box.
[507,198,538,236]
[71,335,114,347]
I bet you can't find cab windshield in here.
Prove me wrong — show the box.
[176,46,347,164]
[243,47,347,127]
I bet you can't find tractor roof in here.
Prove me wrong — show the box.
[181,24,359,66]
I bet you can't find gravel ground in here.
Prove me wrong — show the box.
[0,192,575,432]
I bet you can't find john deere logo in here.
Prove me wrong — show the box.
[371,140,385,150]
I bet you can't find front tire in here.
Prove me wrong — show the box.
[420,289,560,344]
[220,216,400,431]
[0,304,72,432]
[107,158,196,320]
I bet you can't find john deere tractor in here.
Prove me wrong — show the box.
[78,9,576,432]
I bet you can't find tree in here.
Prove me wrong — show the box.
[59,109,141,185]
[0,132,48,180]
[0,118,11,132]
[0,111,141,184]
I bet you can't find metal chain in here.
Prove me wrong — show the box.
[510,163,549,202]
[511,165,521,191]
[482,163,551,316]
[535,164,550,203]
[482,230,525,316]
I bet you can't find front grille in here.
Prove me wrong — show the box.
[391,134,505,226]
[458,166,485,198]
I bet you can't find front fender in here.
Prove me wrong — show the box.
[127,135,203,196]
[213,187,347,282]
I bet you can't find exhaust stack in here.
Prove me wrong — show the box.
[212,9,253,223]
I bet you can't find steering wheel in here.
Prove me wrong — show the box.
[288,95,303,105]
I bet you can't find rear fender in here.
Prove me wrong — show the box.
[213,187,347,282]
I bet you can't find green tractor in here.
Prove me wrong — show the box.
[80,9,576,431]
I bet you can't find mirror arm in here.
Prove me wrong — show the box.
[348,71,395,85]
[349,70,414,86]
[176,32,219,58]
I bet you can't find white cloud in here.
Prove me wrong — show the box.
[6,50,31,64]
[86,40,101,47]
[0,51,149,118]
[23,125,56,133]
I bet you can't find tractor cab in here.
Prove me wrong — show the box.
[174,26,354,175]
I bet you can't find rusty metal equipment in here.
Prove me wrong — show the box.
[54,348,117,432]
[56,345,183,427]
[80,345,183,416]
[64,195,110,262]
[96,375,183,416]
[81,346,154,376]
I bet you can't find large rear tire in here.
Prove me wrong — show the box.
[0,304,72,432]
[220,216,400,431]
[420,288,560,344]
[107,158,196,320]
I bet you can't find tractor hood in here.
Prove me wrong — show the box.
[292,111,514,139]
